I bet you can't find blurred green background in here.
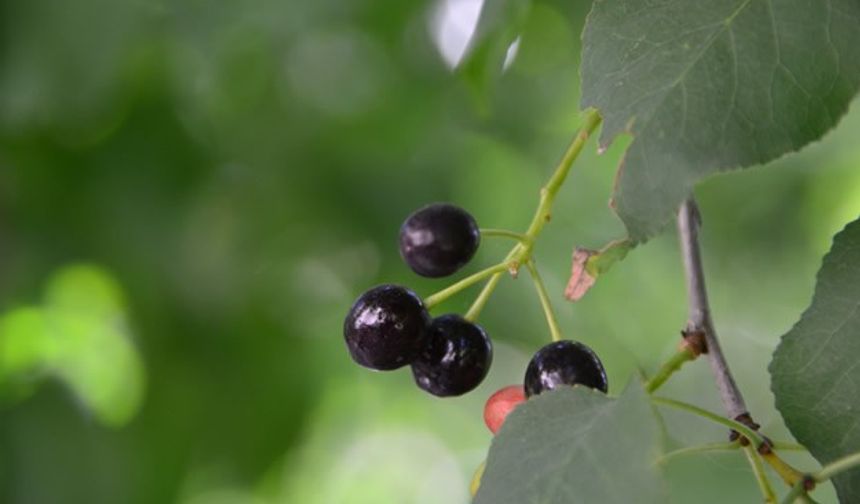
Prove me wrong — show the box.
[0,0,858,502]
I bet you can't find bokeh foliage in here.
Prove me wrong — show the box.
[0,0,858,502]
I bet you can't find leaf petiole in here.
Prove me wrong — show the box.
[480,228,530,243]
[644,345,698,393]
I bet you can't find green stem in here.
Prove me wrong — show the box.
[779,449,860,503]
[480,228,529,243]
[512,110,602,267]
[781,482,808,504]
[425,262,511,309]
[464,247,521,322]
[656,441,739,465]
[464,273,504,322]
[745,445,778,503]
[771,442,806,452]
[653,396,807,489]
[762,451,805,487]
[650,397,767,448]
[816,451,860,482]
[525,260,563,342]
[461,111,601,321]
[780,483,821,504]
[645,347,698,393]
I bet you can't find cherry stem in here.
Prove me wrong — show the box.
[459,110,602,321]
[464,246,521,321]
[424,262,512,309]
[525,260,563,342]
[645,346,698,393]
[480,228,529,243]
[512,110,602,267]
[464,272,505,322]
[745,444,778,503]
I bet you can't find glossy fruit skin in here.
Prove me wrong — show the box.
[483,385,527,434]
[399,203,480,278]
[524,340,608,397]
[411,314,492,397]
[343,285,430,371]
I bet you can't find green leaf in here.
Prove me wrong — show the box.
[580,0,860,242]
[474,382,666,504]
[770,217,860,502]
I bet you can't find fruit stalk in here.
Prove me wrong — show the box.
[514,110,602,266]
[480,229,529,242]
[462,110,603,322]
[525,261,563,342]
[677,198,749,421]
[424,262,511,309]
[745,445,778,503]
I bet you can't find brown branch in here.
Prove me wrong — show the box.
[677,198,751,424]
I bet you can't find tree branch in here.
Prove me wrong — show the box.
[677,198,750,422]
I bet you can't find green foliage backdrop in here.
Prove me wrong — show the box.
[1,0,859,502]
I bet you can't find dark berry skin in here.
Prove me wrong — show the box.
[411,314,493,397]
[524,340,608,397]
[344,285,430,371]
[399,203,480,278]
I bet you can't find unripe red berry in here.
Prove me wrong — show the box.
[483,385,527,434]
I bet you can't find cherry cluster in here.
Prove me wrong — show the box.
[344,203,490,396]
[343,202,609,402]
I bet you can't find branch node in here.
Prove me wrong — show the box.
[757,437,774,456]
[680,328,708,356]
[728,413,762,445]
